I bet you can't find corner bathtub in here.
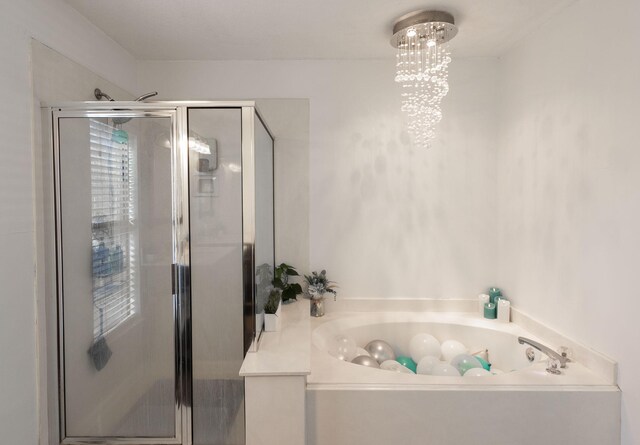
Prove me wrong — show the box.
[306,311,620,445]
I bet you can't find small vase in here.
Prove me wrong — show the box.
[310,296,325,317]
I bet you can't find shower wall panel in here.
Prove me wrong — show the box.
[253,115,275,326]
[188,108,245,445]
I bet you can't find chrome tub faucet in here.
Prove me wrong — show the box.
[518,337,570,373]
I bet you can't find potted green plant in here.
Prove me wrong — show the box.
[264,289,282,332]
[304,270,337,317]
[272,263,303,303]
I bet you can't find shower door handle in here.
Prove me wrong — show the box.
[171,263,191,296]
[171,263,177,296]
[171,263,175,295]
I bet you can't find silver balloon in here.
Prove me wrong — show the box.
[351,355,380,368]
[365,340,396,364]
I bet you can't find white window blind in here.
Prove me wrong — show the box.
[90,119,138,338]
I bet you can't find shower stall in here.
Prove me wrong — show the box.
[41,101,274,445]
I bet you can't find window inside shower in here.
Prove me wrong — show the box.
[89,119,139,338]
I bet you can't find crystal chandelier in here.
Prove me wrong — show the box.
[391,11,458,147]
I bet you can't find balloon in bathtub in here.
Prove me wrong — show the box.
[474,355,491,371]
[380,360,414,374]
[351,355,380,369]
[440,340,468,361]
[450,354,483,375]
[364,339,396,364]
[416,356,440,375]
[329,335,358,361]
[356,347,370,357]
[395,356,417,373]
[463,368,491,377]
[431,363,461,376]
[409,333,441,362]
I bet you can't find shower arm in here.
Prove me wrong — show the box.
[94,88,158,102]
[135,91,158,101]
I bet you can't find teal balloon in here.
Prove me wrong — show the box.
[475,356,491,371]
[396,356,417,373]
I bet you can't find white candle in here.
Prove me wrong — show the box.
[498,299,511,323]
[478,294,490,316]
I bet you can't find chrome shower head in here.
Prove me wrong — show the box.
[112,116,133,125]
[94,88,114,101]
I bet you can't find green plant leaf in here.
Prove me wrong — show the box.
[282,287,296,302]
[290,283,303,294]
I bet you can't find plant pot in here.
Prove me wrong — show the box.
[310,296,325,317]
[256,311,265,333]
[264,301,281,332]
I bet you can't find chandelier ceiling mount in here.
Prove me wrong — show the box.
[390,10,457,49]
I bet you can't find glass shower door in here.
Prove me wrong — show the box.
[187,108,245,445]
[55,111,187,443]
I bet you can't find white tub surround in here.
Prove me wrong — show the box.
[240,300,311,445]
[307,310,620,445]
[241,300,620,445]
[307,388,619,445]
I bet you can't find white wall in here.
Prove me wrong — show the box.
[138,58,499,299]
[0,2,136,443]
[496,0,640,442]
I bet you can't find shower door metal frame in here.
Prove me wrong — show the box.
[242,107,276,353]
[46,100,273,445]
[51,106,190,445]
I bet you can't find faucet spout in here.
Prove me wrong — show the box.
[518,337,569,368]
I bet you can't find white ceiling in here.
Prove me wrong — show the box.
[65,0,573,60]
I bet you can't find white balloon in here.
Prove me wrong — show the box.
[464,368,491,377]
[450,354,483,375]
[328,335,358,361]
[355,347,370,357]
[380,360,414,374]
[409,333,441,362]
[431,363,461,376]
[440,340,468,362]
[416,356,441,375]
